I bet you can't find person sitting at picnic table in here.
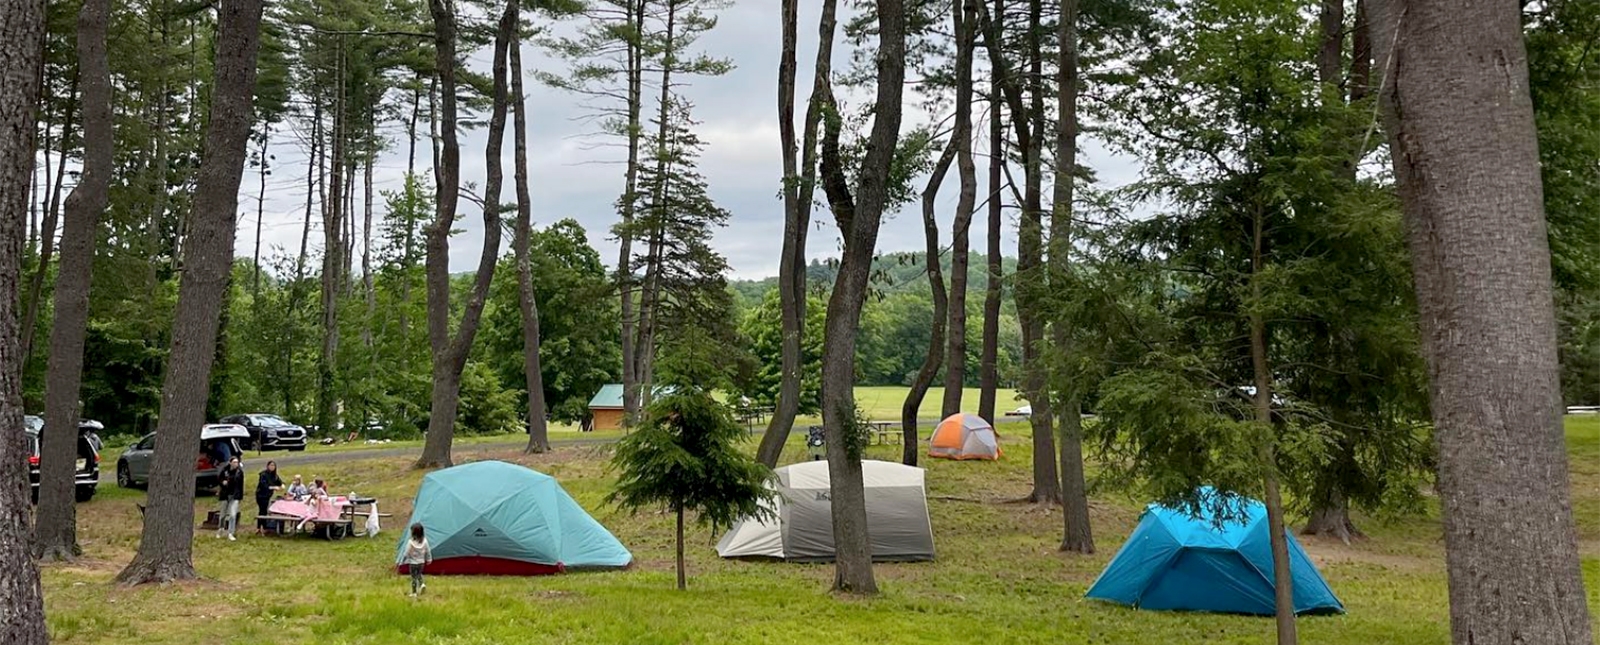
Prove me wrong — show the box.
[286,475,309,500]
[294,478,334,532]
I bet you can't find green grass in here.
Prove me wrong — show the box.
[790,385,1023,426]
[40,402,1600,644]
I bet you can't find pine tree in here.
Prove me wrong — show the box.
[610,388,772,590]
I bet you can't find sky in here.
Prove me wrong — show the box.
[232,2,1144,281]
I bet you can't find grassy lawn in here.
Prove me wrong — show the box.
[40,407,1600,644]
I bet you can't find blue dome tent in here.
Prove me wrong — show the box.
[1085,488,1344,616]
[395,461,631,575]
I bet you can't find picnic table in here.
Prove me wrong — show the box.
[864,425,902,444]
[805,422,902,448]
[257,496,388,540]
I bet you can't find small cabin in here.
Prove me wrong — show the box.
[586,384,676,431]
[588,384,629,432]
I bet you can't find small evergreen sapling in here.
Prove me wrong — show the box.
[609,388,773,589]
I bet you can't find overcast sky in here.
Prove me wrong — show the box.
[234,2,1142,281]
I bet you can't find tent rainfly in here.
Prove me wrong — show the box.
[928,413,1001,460]
[1085,488,1344,616]
[395,460,632,575]
[716,460,935,562]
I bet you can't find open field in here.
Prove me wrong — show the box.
[189,386,1020,463]
[40,408,1600,644]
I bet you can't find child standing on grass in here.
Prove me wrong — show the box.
[404,523,432,597]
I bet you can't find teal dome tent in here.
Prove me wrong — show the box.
[395,461,632,575]
[1085,488,1343,616]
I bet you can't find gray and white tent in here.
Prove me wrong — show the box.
[716,459,935,562]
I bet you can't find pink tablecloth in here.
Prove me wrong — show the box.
[268,497,348,521]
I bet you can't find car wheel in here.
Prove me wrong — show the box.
[117,462,132,488]
[75,486,95,503]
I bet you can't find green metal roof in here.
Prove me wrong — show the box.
[588,384,626,409]
[587,384,676,409]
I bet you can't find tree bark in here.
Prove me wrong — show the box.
[1052,0,1092,554]
[903,142,957,467]
[417,0,508,468]
[941,0,978,420]
[510,10,550,455]
[618,0,647,424]
[35,0,113,562]
[757,0,826,467]
[977,0,1004,425]
[1368,0,1595,642]
[817,0,905,596]
[116,0,264,585]
[1250,204,1297,645]
[21,85,72,368]
[1017,0,1060,506]
[0,0,50,634]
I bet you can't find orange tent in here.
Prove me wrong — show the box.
[928,413,1001,460]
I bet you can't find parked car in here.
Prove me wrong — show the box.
[219,413,308,451]
[24,415,103,503]
[117,423,249,492]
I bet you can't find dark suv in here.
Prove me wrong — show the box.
[220,414,308,451]
[24,415,103,503]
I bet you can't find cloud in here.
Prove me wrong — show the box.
[234,4,1143,283]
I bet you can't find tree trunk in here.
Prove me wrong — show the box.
[35,0,113,562]
[1301,487,1364,544]
[618,0,646,424]
[0,0,51,633]
[399,83,422,340]
[1369,1,1595,642]
[320,37,346,442]
[416,0,508,468]
[363,117,375,347]
[817,0,906,596]
[1017,0,1060,506]
[510,14,550,455]
[903,142,957,467]
[977,0,1004,426]
[116,0,264,585]
[21,85,72,368]
[941,0,977,420]
[631,0,680,414]
[1052,0,1092,554]
[1348,0,1371,102]
[27,100,44,254]
[758,0,826,467]
[1250,206,1297,645]
[252,130,268,296]
[1316,0,1344,91]
[675,504,686,590]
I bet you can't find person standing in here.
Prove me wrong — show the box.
[255,460,282,517]
[216,456,245,541]
[403,523,433,597]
